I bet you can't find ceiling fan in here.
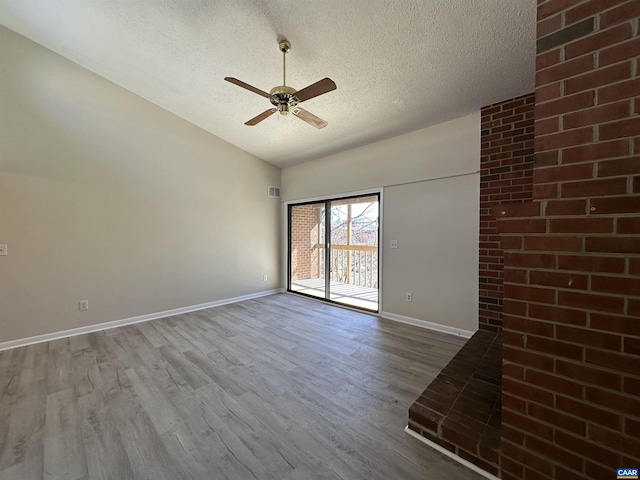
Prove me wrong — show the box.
[225,39,336,129]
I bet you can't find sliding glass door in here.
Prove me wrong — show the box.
[288,193,379,312]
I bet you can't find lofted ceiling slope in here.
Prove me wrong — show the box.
[0,1,536,167]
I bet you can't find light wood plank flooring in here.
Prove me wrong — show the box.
[0,293,485,479]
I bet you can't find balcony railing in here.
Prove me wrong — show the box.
[326,244,378,288]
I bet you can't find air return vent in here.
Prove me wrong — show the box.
[268,186,281,198]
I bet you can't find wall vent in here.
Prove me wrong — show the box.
[268,186,281,198]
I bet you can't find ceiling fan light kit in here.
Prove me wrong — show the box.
[225,39,336,128]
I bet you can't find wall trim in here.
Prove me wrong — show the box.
[404,427,499,480]
[0,289,283,352]
[380,311,474,338]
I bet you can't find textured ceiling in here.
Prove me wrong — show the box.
[0,0,536,167]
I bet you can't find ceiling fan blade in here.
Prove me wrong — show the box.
[225,77,271,98]
[245,108,277,126]
[294,78,336,103]
[292,108,328,129]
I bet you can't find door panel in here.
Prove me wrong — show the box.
[288,194,379,312]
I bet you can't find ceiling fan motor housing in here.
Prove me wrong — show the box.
[269,86,298,114]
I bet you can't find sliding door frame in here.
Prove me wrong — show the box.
[283,187,383,313]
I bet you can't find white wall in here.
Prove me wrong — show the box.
[281,113,480,333]
[0,26,281,343]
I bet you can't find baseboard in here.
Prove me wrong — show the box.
[404,427,500,480]
[0,289,283,352]
[380,311,474,338]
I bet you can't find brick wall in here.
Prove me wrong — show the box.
[290,204,322,281]
[480,95,535,332]
[500,1,640,479]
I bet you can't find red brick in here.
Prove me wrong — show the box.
[588,424,640,457]
[504,346,555,370]
[563,139,630,164]
[558,254,625,273]
[549,217,613,233]
[626,417,640,438]
[527,336,584,360]
[586,349,640,376]
[627,297,640,315]
[535,116,560,136]
[590,195,640,214]
[529,303,587,325]
[501,442,553,478]
[534,127,593,151]
[503,363,525,381]
[536,82,562,103]
[564,22,633,59]
[565,61,632,95]
[537,0,583,21]
[502,409,554,439]
[530,270,588,289]
[502,426,525,446]
[555,430,619,468]
[557,359,622,392]
[505,316,554,336]
[505,252,556,268]
[529,403,585,435]
[504,284,556,304]
[598,78,640,104]
[501,456,525,479]
[618,217,640,234]
[563,100,631,129]
[534,163,594,185]
[536,91,595,119]
[536,55,594,86]
[601,37,640,67]
[561,177,628,197]
[598,157,640,177]
[533,183,559,199]
[555,466,591,480]
[556,395,622,428]
[537,13,562,37]
[630,257,640,275]
[592,275,640,295]
[557,324,622,351]
[624,377,640,396]
[544,199,587,215]
[526,435,583,471]
[600,117,640,140]
[624,337,640,355]
[503,377,554,405]
[524,235,582,251]
[536,48,562,70]
[501,236,523,250]
[504,268,528,283]
[493,202,541,217]
[525,369,583,397]
[601,1,640,28]
[585,236,640,253]
[499,219,547,234]
[504,330,526,348]
[558,290,625,313]
[504,299,528,316]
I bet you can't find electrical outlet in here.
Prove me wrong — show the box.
[79,300,89,311]
[263,274,268,282]
[390,240,399,249]
[405,293,412,302]
[0,244,7,256]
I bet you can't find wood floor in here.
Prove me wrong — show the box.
[0,293,485,480]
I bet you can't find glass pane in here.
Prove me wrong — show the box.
[289,203,326,299]
[328,196,379,311]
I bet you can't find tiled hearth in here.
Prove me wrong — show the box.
[408,331,502,476]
